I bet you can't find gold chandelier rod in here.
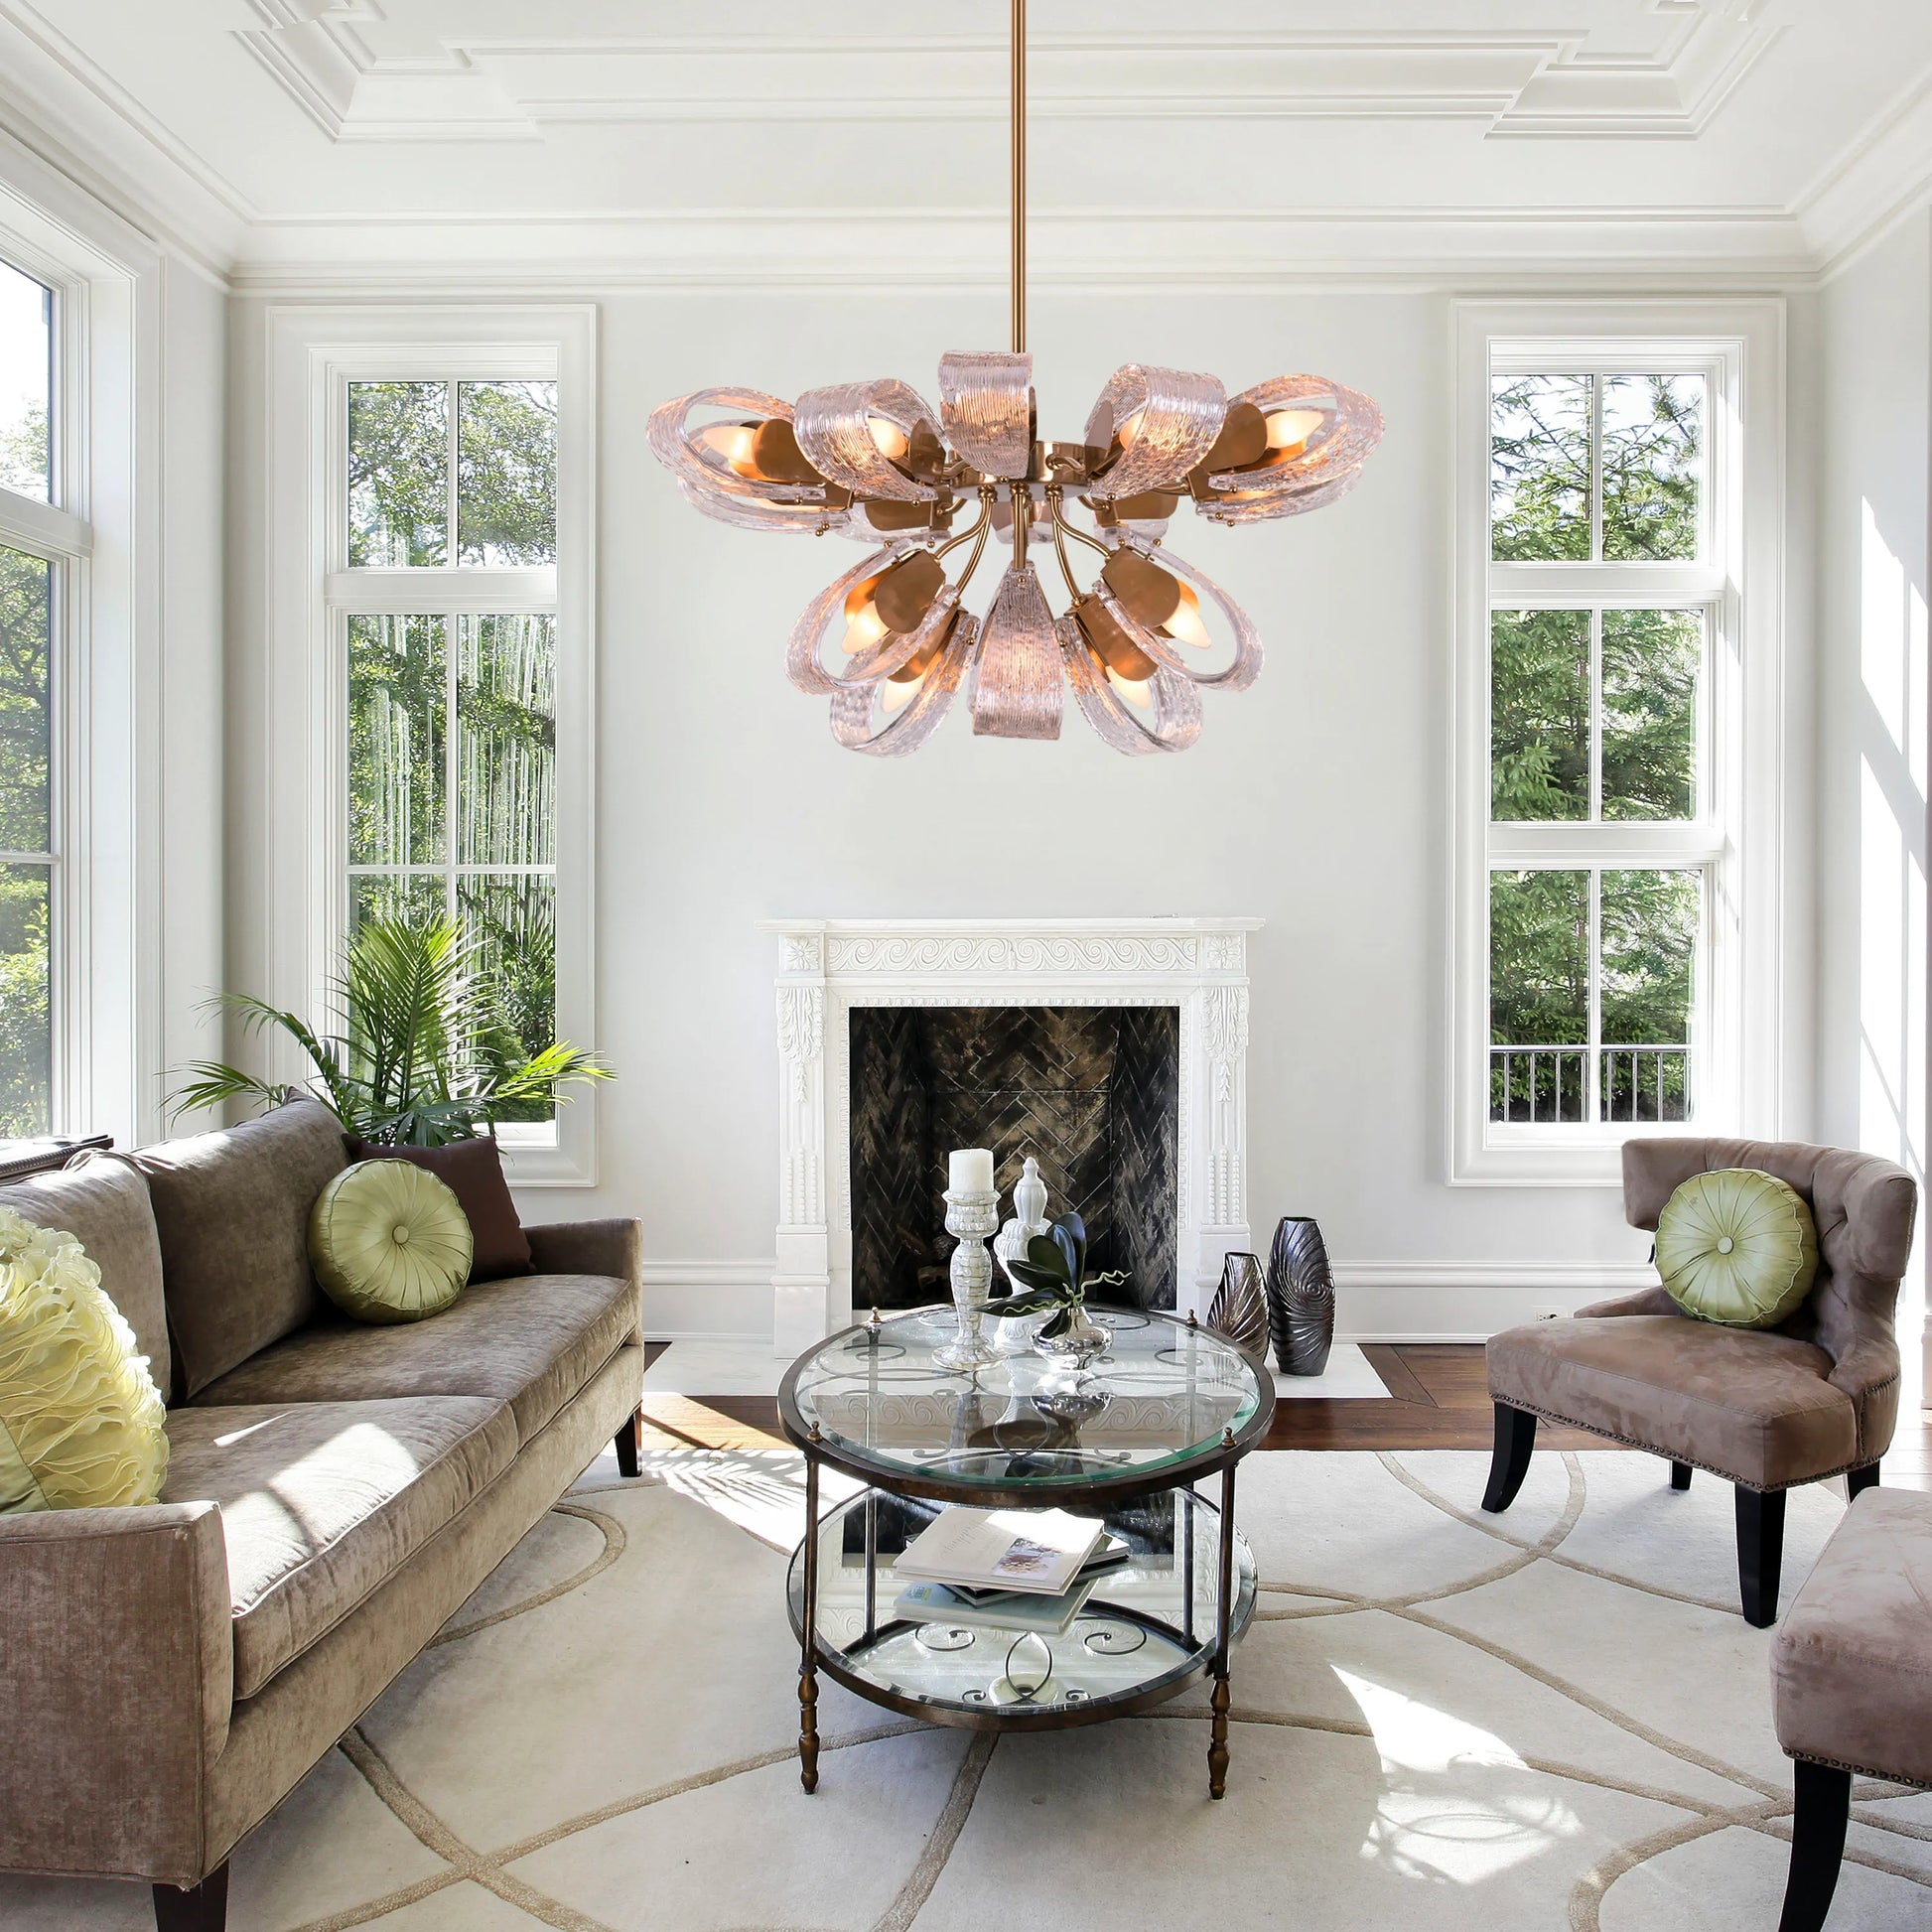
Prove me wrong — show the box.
[1011,0,1027,354]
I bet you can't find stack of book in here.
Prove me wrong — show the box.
[892,1507,1132,1635]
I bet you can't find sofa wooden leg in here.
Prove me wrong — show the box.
[153,1863,227,1932]
[1847,1461,1880,1500]
[1736,1484,1788,1627]
[614,1410,641,1480]
[1481,1404,1537,1514]
[1670,1460,1692,1491]
[1778,1758,1851,1932]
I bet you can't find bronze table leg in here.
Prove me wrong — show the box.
[798,1450,821,1793]
[1208,1460,1237,1798]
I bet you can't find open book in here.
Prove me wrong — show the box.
[894,1507,1110,1597]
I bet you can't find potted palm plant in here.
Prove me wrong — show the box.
[169,914,608,1143]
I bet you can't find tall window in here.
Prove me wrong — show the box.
[0,256,57,1137]
[1453,306,1783,1183]
[337,377,562,1132]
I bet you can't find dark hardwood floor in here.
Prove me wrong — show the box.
[638,1340,1932,1489]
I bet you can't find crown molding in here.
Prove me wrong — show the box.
[1795,63,1932,281]
[230,13,1778,144]
[0,3,248,281]
[222,205,1815,298]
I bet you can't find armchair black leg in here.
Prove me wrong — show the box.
[1481,1404,1537,1514]
[154,1863,227,1932]
[1778,1759,1852,1932]
[1847,1461,1880,1500]
[1735,1484,1788,1627]
[614,1410,641,1480]
[1670,1460,1692,1491]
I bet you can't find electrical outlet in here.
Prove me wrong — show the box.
[1531,1306,1567,1322]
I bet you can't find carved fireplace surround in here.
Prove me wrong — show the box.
[759,918,1261,1356]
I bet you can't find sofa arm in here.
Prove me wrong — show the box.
[0,1501,232,1886]
[525,1216,641,1286]
[1576,1286,1680,1319]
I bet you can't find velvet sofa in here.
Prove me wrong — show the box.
[0,1099,645,1931]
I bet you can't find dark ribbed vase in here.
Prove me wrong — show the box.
[1266,1216,1335,1377]
[1205,1252,1270,1360]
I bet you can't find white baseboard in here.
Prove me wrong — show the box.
[638,1256,1657,1347]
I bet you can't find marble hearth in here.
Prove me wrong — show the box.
[759,918,1260,1356]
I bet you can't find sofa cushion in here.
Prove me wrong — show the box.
[132,1099,347,1400]
[190,1271,635,1448]
[1772,1488,1932,1786]
[0,1155,170,1400]
[161,1395,516,1699]
[1487,1313,1858,1488]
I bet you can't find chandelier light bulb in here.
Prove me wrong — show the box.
[644,0,1384,756]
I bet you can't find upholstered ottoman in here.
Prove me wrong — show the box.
[1769,1488,1932,1931]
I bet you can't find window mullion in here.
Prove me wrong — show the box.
[1588,607,1602,822]
[445,378,460,567]
[1586,869,1603,1123]
[444,614,459,924]
[1588,373,1603,563]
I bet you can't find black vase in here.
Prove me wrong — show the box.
[1266,1216,1335,1377]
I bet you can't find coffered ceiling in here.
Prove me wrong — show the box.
[0,0,1928,285]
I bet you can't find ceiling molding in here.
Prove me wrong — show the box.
[231,11,1780,144]
[1793,63,1932,280]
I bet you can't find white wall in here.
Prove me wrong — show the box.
[1810,208,1932,1383]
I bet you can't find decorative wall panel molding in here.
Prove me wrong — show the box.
[759,916,1260,1356]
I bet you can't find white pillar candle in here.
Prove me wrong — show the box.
[948,1147,995,1194]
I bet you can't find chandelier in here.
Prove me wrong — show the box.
[648,2,1382,757]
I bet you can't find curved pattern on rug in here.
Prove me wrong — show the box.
[4,1448,1928,1930]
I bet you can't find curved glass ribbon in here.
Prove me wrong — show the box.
[1059,617,1202,756]
[938,350,1035,480]
[1082,365,1227,501]
[647,387,830,522]
[830,616,980,758]
[1199,373,1384,525]
[784,548,962,696]
[793,378,940,503]
[971,562,1063,740]
[675,479,852,537]
[1119,537,1264,692]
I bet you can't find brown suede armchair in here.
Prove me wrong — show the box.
[1480,1137,1918,1627]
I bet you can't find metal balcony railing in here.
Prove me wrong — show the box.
[1489,1044,1692,1125]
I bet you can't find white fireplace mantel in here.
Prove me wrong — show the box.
[758,916,1263,1356]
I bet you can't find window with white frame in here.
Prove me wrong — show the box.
[1452,305,1784,1183]
[0,254,63,1135]
[277,312,596,1179]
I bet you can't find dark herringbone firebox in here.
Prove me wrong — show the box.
[849,1006,1179,1311]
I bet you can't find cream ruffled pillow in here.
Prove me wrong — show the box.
[0,1204,169,1512]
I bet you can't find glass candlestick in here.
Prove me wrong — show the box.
[935,1186,1002,1371]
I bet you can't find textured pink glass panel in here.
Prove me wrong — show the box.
[784,544,906,696]
[830,616,979,758]
[971,563,1063,741]
[938,350,1035,480]
[1059,618,1201,756]
[1121,538,1264,692]
[793,378,939,503]
[647,387,832,528]
[675,479,853,537]
[1199,373,1383,524]
[1081,365,1227,501]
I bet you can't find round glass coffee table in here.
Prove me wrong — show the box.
[777,1306,1276,1798]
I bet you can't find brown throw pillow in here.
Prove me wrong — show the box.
[344,1137,532,1283]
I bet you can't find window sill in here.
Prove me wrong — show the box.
[1452,1121,1707,1187]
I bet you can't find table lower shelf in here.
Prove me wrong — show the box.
[786,1484,1257,1731]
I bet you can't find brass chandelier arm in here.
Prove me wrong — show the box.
[1046,484,1111,603]
[941,483,1001,599]
[1012,0,1027,355]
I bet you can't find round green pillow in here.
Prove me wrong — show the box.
[0,1204,169,1513]
[309,1160,473,1325]
[1656,1168,1819,1328]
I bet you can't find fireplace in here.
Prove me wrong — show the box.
[849,1005,1180,1311]
[760,918,1259,1354]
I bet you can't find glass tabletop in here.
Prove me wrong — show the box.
[781,1305,1272,1495]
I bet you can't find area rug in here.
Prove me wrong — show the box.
[7,1448,1930,1931]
